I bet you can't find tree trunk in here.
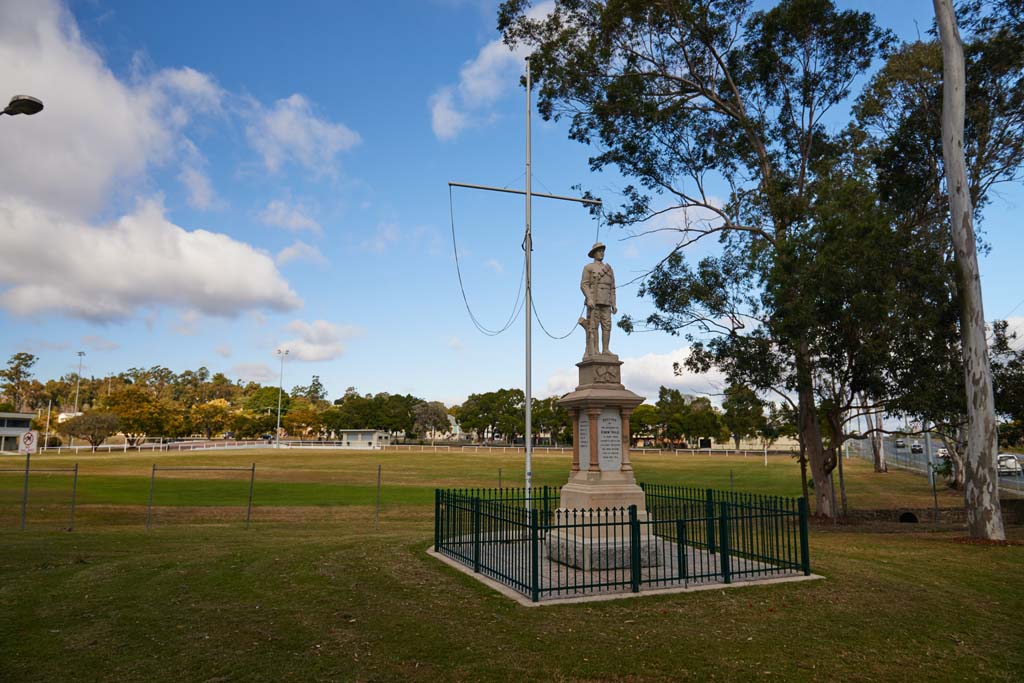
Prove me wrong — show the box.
[933,0,1005,540]
[796,347,835,518]
[873,403,887,472]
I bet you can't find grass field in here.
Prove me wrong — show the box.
[1,449,1022,682]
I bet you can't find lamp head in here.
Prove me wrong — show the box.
[5,95,43,116]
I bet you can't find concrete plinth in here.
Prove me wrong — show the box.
[547,523,661,570]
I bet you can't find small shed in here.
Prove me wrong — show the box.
[336,430,390,449]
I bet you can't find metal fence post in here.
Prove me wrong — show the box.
[20,453,31,531]
[530,509,540,602]
[245,463,256,530]
[705,488,716,553]
[472,496,481,573]
[676,518,687,580]
[69,463,79,532]
[798,497,811,575]
[629,504,641,593]
[145,464,156,531]
[718,502,731,584]
[434,489,441,550]
[542,484,550,524]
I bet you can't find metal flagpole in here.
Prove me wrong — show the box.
[446,56,601,516]
[525,56,533,512]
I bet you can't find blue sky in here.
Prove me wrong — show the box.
[1,0,1021,406]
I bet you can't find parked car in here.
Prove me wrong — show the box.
[895,438,907,449]
[911,441,923,454]
[936,448,950,459]
[997,454,1023,477]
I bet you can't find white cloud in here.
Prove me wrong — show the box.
[447,336,464,351]
[178,166,216,210]
[545,347,725,402]
[0,197,301,321]
[430,86,470,140]
[0,3,230,217]
[428,2,553,140]
[215,344,232,358]
[277,241,327,266]
[484,258,504,274]
[259,199,321,233]
[81,334,119,352]
[361,221,399,253]
[231,362,275,384]
[245,94,360,174]
[279,319,363,362]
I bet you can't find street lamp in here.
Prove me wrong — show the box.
[2,95,44,116]
[73,351,85,414]
[275,349,289,449]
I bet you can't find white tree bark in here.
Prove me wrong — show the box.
[933,0,1005,540]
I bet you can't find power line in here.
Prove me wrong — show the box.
[449,185,526,336]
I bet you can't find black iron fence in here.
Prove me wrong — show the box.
[434,484,810,602]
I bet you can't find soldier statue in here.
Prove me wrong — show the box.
[578,242,616,357]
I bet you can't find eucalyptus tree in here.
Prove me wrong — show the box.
[500,0,892,517]
[856,0,1024,538]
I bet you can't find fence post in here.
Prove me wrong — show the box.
[718,502,731,584]
[543,484,550,524]
[434,489,441,550]
[245,463,256,530]
[69,463,79,532]
[20,452,31,531]
[145,464,156,531]
[472,496,481,573]
[705,488,716,553]
[530,509,540,602]
[798,497,811,576]
[676,518,688,581]
[629,505,641,593]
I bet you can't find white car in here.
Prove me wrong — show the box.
[936,448,950,459]
[997,454,1023,477]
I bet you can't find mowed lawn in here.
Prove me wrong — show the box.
[1,449,1022,682]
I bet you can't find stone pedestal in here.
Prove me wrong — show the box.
[547,352,655,569]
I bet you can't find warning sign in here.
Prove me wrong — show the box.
[19,430,39,454]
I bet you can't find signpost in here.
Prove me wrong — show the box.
[19,430,39,454]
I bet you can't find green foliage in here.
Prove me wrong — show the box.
[656,388,725,444]
[413,401,451,440]
[456,389,525,443]
[722,384,766,448]
[0,352,37,411]
[190,399,232,439]
[56,411,119,450]
[245,386,290,415]
[630,404,661,444]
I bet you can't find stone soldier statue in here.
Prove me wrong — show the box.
[579,242,616,357]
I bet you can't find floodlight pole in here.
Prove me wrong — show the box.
[275,349,289,449]
[73,351,85,413]
[446,57,601,515]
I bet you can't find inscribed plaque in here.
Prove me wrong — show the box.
[598,407,622,471]
[578,413,589,467]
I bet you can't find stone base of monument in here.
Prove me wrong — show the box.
[546,513,661,571]
[552,351,657,570]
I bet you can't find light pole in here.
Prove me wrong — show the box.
[1,95,43,117]
[275,349,289,449]
[73,351,85,414]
